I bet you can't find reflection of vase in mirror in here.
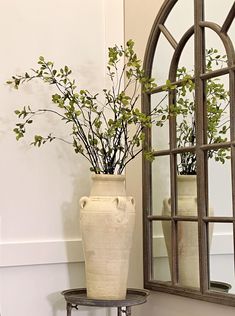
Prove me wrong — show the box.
[162,175,213,288]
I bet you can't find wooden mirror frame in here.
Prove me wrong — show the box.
[142,0,235,306]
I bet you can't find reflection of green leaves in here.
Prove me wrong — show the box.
[206,48,228,70]
[144,151,155,162]
[210,146,231,166]
[159,48,230,175]
[163,79,177,91]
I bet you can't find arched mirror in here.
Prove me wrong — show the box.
[142,0,235,306]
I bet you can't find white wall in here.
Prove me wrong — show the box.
[0,1,124,315]
[1,1,235,316]
[124,0,235,315]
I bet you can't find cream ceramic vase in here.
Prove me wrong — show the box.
[162,175,200,288]
[80,174,135,299]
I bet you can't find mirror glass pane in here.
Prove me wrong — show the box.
[152,220,172,283]
[152,156,171,216]
[178,221,199,289]
[205,0,234,27]
[175,35,195,156]
[228,18,235,41]
[152,33,174,86]
[165,0,194,43]
[151,91,169,151]
[209,223,234,294]
[208,148,232,217]
[205,32,228,71]
[175,76,196,151]
[206,75,230,145]
[177,34,194,71]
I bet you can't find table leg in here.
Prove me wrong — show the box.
[67,303,72,316]
[118,307,122,316]
[126,307,131,316]
[117,307,132,316]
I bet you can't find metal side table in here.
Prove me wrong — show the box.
[61,288,150,316]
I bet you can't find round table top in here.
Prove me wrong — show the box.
[61,288,150,307]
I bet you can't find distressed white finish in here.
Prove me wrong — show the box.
[80,175,135,299]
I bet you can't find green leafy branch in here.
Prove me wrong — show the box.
[8,40,158,174]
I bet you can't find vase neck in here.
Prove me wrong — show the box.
[177,175,197,196]
[90,174,126,196]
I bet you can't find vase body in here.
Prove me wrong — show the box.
[80,174,135,299]
[162,175,199,288]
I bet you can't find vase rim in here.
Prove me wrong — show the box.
[91,174,125,181]
[177,175,196,181]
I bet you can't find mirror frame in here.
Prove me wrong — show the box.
[142,0,235,306]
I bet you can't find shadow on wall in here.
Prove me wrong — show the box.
[61,165,90,288]
[47,263,87,315]
[47,292,65,316]
[46,143,91,315]
[61,169,89,240]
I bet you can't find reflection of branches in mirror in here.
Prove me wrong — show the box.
[157,48,230,175]
[206,48,228,70]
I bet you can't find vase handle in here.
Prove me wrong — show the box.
[115,197,135,209]
[130,197,135,205]
[80,196,89,209]
[114,197,128,224]
[115,197,127,211]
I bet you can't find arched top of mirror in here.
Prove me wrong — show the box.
[144,0,235,87]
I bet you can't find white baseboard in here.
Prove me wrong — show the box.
[0,233,232,267]
[153,233,233,258]
[0,239,84,267]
